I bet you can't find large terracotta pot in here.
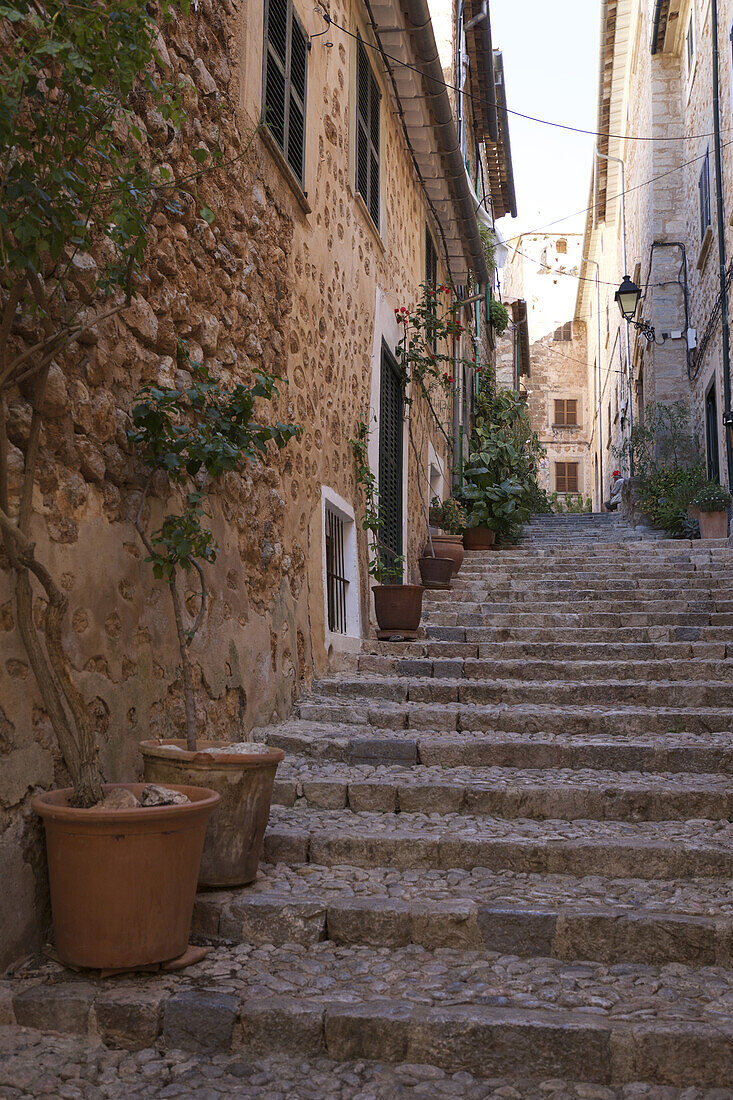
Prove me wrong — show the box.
[423,535,464,576]
[32,783,219,971]
[373,584,424,634]
[140,740,284,887]
[463,526,496,550]
[418,555,453,589]
[699,510,729,539]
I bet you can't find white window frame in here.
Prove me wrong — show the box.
[321,487,362,654]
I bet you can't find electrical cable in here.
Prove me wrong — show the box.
[316,9,733,144]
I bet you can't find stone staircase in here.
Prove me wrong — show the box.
[3,516,733,1096]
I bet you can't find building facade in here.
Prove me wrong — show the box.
[0,1,514,964]
[497,234,592,502]
[577,0,733,508]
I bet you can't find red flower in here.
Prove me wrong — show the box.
[443,373,454,384]
[394,307,400,314]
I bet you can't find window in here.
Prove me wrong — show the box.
[356,35,380,228]
[556,238,567,255]
[325,508,348,634]
[686,12,695,74]
[554,321,573,342]
[426,227,438,348]
[554,399,579,427]
[555,462,579,494]
[699,149,711,240]
[263,0,308,184]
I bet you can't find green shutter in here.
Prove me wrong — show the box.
[379,345,403,575]
[264,0,307,185]
[356,36,380,228]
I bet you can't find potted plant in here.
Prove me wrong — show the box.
[0,0,223,970]
[352,422,424,636]
[425,496,466,576]
[130,360,299,887]
[456,387,542,548]
[690,482,731,539]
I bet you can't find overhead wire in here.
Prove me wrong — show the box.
[316,9,733,144]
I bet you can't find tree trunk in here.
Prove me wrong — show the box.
[169,570,198,751]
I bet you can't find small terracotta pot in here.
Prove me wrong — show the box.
[418,555,454,589]
[33,783,219,971]
[140,741,284,887]
[423,535,464,576]
[699,510,729,539]
[463,526,496,550]
[373,584,424,633]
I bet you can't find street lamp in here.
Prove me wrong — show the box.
[615,275,659,342]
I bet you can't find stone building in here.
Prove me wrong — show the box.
[497,234,592,502]
[576,0,733,507]
[0,1,515,964]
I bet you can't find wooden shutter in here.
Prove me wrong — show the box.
[425,228,438,287]
[356,36,380,228]
[379,345,403,574]
[699,150,711,239]
[554,399,578,426]
[264,0,307,184]
[556,462,579,493]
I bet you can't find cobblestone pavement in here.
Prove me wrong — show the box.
[4,516,733,1092]
[1,1028,732,1100]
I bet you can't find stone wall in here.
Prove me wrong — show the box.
[0,0,461,967]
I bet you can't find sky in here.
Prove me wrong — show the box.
[490,0,601,246]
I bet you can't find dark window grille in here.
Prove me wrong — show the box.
[264,0,308,184]
[356,35,380,228]
[325,508,348,634]
[378,344,403,575]
[699,149,711,240]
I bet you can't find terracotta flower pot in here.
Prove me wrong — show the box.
[140,740,284,887]
[418,555,454,589]
[32,783,219,971]
[423,534,464,576]
[373,584,424,635]
[699,510,729,539]
[463,526,496,550]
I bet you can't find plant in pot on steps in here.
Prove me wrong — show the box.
[129,358,299,887]
[690,481,732,540]
[351,421,424,636]
[0,0,222,972]
[426,496,466,578]
[456,387,544,548]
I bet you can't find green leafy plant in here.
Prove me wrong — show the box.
[351,420,404,584]
[489,298,510,336]
[429,496,444,527]
[691,482,732,512]
[0,0,197,806]
[129,358,299,750]
[439,497,468,535]
[479,226,497,275]
[639,464,707,538]
[559,493,593,514]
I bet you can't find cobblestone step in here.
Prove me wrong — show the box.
[263,807,733,880]
[261,720,733,774]
[4,945,733,1087]
[355,655,733,682]
[269,757,733,821]
[424,611,719,628]
[192,864,733,966]
[6,1029,711,1100]
[296,698,733,736]
[313,675,733,709]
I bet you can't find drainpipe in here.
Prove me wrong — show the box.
[711,0,733,489]
[403,0,490,285]
[583,253,604,509]
[650,0,664,55]
[596,148,633,472]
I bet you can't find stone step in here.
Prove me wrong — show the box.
[355,655,733,683]
[5,945,733,1086]
[432,584,733,599]
[424,597,725,613]
[261,720,733,774]
[423,611,719,628]
[264,807,733,880]
[312,675,733,709]
[360,639,730,661]
[0,1030,681,1100]
[426,625,733,643]
[192,863,733,967]
[270,757,733,821]
[299,694,733,733]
